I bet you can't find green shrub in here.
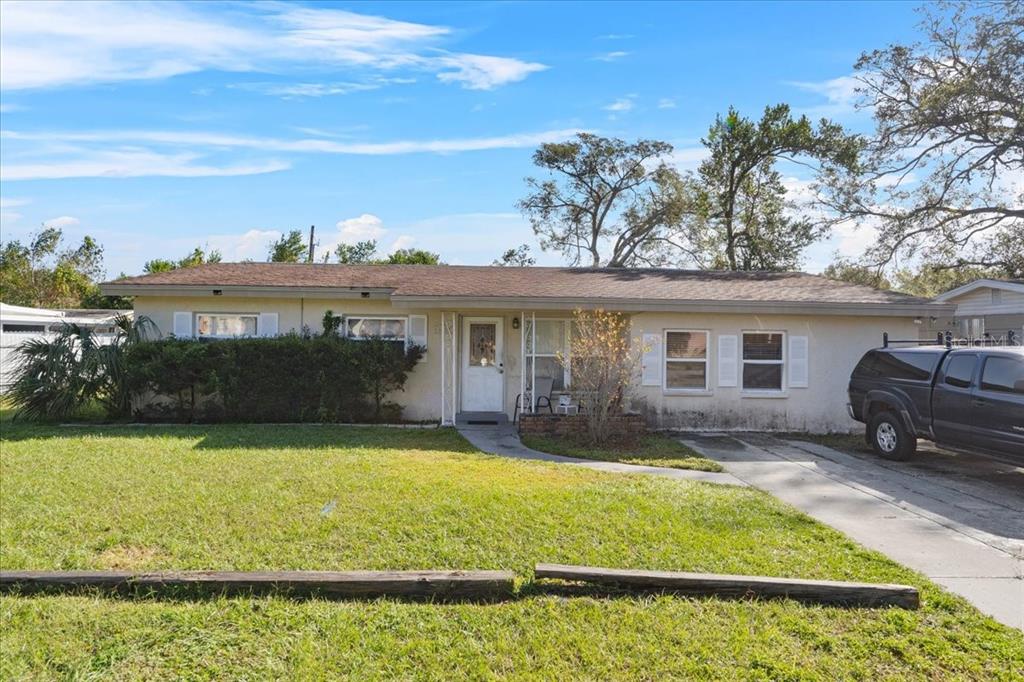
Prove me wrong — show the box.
[125,335,423,423]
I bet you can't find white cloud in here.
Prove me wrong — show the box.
[657,98,676,109]
[603,96,635,113]
[0,1,546,92]
[0,196,31,209]
[2,127,584,161]
[205,229,281,262]
[0,103,24,113]
[593,51,629,62]
[1,148,289,181]
[336,214,386,242]
[43,215,79,228]
[435,54,547,90]
[231,81,383,98]
[389,235,416,252]
[666,146,709,171]
[786,75,863,117]
[597,34,634,40]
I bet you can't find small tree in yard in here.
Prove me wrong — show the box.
[560,309,642,444]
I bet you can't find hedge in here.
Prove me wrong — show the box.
[125,335,424,423]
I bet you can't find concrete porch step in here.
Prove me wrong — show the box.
[455,412,509,427]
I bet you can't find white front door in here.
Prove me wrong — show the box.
[461,317,504,412]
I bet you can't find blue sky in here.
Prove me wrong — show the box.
[0,1,923,278]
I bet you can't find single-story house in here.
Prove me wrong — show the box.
[0,303,129,393]
[100,264,954,432]
[927,279,1024,342]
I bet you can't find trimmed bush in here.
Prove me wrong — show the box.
[126,335,423,423]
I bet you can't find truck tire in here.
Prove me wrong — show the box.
[868,411,916,461]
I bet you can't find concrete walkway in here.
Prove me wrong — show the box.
[455,424,745,486]
[682,433,1023,631]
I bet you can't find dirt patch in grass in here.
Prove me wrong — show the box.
[95,545,168,570]
[521,432,723,472]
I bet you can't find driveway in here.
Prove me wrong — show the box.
[682,433,1023,631]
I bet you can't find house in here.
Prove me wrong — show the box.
[100,264,953,432]
[0,303,129,393]
[928,279,1024,343]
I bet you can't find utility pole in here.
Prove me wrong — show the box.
[308,224,316,263]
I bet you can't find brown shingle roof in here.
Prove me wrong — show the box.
[104,263,935,306]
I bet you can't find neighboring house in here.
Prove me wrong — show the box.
[0,303,129,393]
[928,279,1024,343]
[100,264,953,432]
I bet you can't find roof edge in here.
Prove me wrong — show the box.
[934,278,1024,301]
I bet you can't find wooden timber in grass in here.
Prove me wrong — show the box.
[0,569,515,601]
[535,564,920,609]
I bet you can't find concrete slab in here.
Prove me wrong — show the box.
[456,425,746,487]
[683,433,1024,630]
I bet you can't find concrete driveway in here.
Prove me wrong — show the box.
[682,433,1023,631]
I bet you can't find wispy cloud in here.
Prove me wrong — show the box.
[43,215,80,228]
[231,81,382,99]
[0,196,31,209]
[786,75,863,117]
[657,98,677,109]
[593,51,629,62]
[597,33,634,40]
[0,1,547,91]
[2,127,584,161]
[1,148,290,181]
[0,103,24,113]
[603,96,636,113]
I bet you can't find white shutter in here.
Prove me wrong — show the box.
[173,312,192,337]
[408,315,428,356]
[718,335,738,387]
[789,335,809,388]
[641,333,662,386]
[259,313,279,337]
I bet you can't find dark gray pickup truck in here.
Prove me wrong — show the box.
[847,345,1024,460]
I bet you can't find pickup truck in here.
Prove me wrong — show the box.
[847,345,1024,460]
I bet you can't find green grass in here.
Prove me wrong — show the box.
[1,423,1021,679]
[521,432,723,472]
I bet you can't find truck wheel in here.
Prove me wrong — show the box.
[868,412,916,461]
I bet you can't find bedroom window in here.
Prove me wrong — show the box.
[346,317,407,341]
[664,330,709,391]
[742,332,785,391]
[526,319,570,390]
[195,313,257,338]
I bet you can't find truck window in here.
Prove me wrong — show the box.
[874,351,938,381]
[943,355,977,389]
[980,356,1024,395]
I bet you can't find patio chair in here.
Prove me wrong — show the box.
[513,375,555,423]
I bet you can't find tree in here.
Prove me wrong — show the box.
[493,244,536,266]
[384,248,441,265]
[820,1,1024,271]
[686,105,861,271]
[268,230,308,263]
[823,259,892,289]
[892,263,1002,298]
[335,240,378,264]
[143,246,222,274]
[557,309,642,444]
[518,133,689,267]
[0,227,113,308]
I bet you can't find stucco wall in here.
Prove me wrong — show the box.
[134,296,918,432]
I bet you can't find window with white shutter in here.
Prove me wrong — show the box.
[663,330,709,391]
[408,315,428,359]
[259,313,279,338]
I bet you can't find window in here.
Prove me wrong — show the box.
[346,317,407,341]
[742,332,784,391]
[195,313,257,338]
[943,355,977,389]
[980,356,1024,395]
[526,319,570,390]
[664,330,708,391]
[873,351,939,381]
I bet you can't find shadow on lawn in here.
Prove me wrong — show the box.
[0,422,479,454]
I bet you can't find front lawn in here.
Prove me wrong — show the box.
[521,431,723,471]
[1,423,1021,679]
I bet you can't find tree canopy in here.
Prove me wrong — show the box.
[493,244,536,267]
[820,0,1023,276]
[518,134,688,267]
[268,230,309,263]
[143,246,222,274]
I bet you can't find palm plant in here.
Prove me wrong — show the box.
[9,314,156,421]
